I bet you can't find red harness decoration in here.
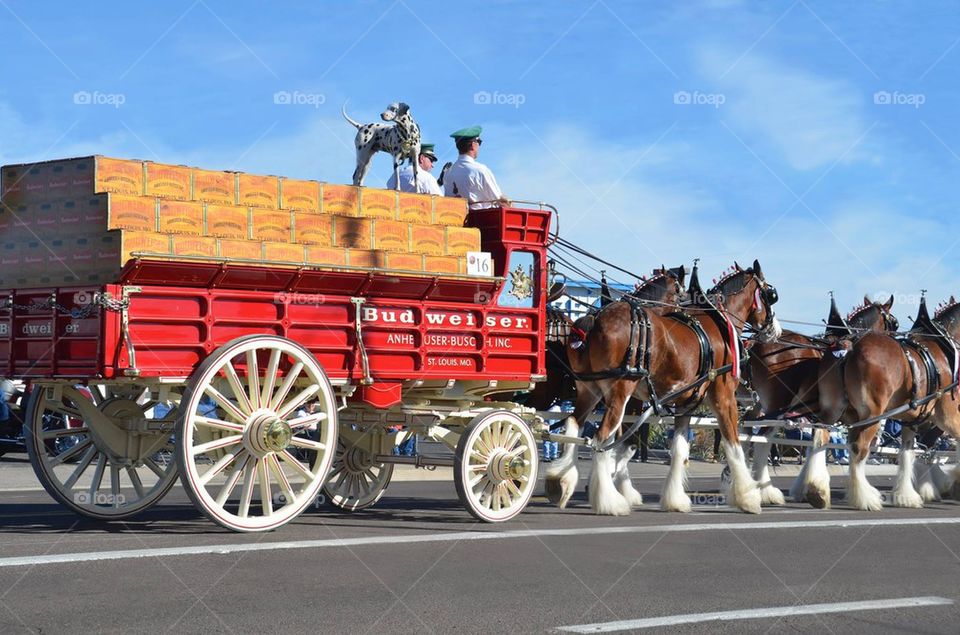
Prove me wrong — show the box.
[725,314,741,380]
[569,325,588,349]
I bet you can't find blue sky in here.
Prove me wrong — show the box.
[2,0,959,330]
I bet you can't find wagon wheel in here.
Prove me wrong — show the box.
[24,383,180,520]
[176,335,338,532]
[454,410,539,522]
[323,439,394,511]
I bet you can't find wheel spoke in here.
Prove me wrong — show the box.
[246,349,261,410]
[502,430,521,452]
[269,362,304,411]
[195,416,245,433]
[276,384,321,420]
[88,453,107,502]
[49,438,93,467]
[41,426,90,440]
[287,413,327,431]
[199,447,245,486]
[191,435,243,457]
[62,445,97,489]
[127,467,146,500]
[215,455,249,506]
[143,457,166,479]
[289,437,325,452]
[505,478,522,500]
[260,348,282,409]
[223,360,253,416]
[238,459,257,518]
[258,459,273,516]
[203,385,246,423]
[267,454,294,500]
[278,449,315,481]
[110,465,121,508]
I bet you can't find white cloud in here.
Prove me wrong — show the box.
[699,47,874,170]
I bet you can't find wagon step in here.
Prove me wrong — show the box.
[374,454,454,468]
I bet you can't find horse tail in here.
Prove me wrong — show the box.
[341,101,362,129]
[544,416,580,508]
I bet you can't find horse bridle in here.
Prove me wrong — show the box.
[752,276,780,341]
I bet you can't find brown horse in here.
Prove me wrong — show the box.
[748,295,897,508]
[818,295,960,510]
[548,260,781,515]
[543,266,686,508]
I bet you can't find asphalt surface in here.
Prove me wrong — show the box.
[1,454,959,634]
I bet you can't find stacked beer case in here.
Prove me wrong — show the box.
[0,156,481,288]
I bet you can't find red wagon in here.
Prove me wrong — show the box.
[1,202,557,531]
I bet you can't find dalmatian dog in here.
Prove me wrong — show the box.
[342,101,421,189]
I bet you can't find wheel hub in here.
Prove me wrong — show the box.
[342,446,374,473]
[488,451,528,483]
[245,409,292,456]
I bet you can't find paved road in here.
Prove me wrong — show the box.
[1,455,959,634]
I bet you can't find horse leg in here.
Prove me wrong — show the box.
[545,384,601,508]
[892,426,923,508]
[614,442,643,507]
[713,384,761,514]
[660,416,692,512]
[750,427,785,506]
[588,385,632,516]
[915,455,942,503]
[793,427,831,509]
[846,422,884,511]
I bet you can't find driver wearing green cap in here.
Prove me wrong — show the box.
[443,126,508,209]
[386,143,442,194]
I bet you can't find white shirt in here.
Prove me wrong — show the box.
[442,154,503,208]
[386,164,442,195]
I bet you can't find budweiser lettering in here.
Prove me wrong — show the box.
[361,306,530,330]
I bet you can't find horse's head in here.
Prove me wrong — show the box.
[847,294,898,333]
[630,265,686,307]
[710,259,781,342]
[934,295,960,339]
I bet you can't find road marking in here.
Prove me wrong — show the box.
[2,515,960,568]
[554,596,954,632]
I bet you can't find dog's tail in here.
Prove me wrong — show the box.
[341,101,362,129]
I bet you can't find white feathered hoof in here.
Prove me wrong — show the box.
[659,488,692,513]
[759,484,786,506]
[847,484,884,511]
[892,487,924,509]
[804,484,831,509]
[917,478,941,503]
[589,462,631,516]
[544,477,564,506]
[617,480,644,507]
[730,481,762,514]
[556,466,578,509]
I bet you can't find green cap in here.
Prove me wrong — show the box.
[420,143,437,160]
[450,125,482,141]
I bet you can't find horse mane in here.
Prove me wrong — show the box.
[846,302,879,329]
[707,266,753,296]
[934,296,960,328]
[630,271,671,302]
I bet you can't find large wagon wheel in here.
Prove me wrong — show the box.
[454,410,539,522]
[323,438,394,511]
[24,383,179,520]
[176,335,338,532]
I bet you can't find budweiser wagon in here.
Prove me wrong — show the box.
[0,156,556,531]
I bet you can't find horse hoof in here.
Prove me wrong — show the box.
[593,495,632,516]
[805,488,831,509]
[892,490,924,509]
[759,485,785,506]
[545,478,563,506]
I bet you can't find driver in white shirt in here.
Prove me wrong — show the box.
[386,143,442,195]
[442,125,509,209]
